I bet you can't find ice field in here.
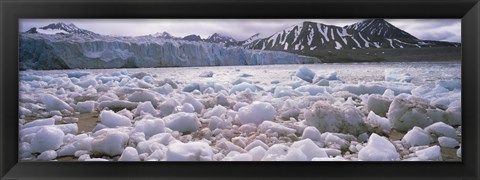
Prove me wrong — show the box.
[18,62,462,161]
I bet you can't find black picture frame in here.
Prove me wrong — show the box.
[1,0,479,179]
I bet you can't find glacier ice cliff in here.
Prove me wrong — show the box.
[19,34,320,70]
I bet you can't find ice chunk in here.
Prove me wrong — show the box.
[438,136,459,148]
[295,85,331,96]
[56,136,93,157]
[236,101,276,125]
[222,151,253,161]
[136,134,176,155]
[358,133,400,161]
[137,80,155,88]
[321,148,342,157]
[165,142,213,161]
[91,130,129,156]
[159,99,179,117]
[301,126,322,142]
[383,89,395,97]
[387,95,433,132]
[19,107,32,116]
[55,124,79,135]
[31,126,65,153]
[424,122,457,138]
[37,150,57,161]
[132,118,165,139]
[117,109,133,120]
[244,140,269,151]
[230,82,258,94]
[134,101,158,116]
[334,82,413,96]
[365,111,392,134]
[279,99,301,119]
[164,112,200,133]
[99,110,132,128]
[66,71,90,78]
[215,94,230,107]
[261,144,290,161]
[182,94,204,114]
[436,80,461,91]
[203,105,227,118]
[118,147,140,161]
[289,139,328,160]
[128,91,159,106]
[401,127,432,147]
[304,101,366,136]
[199,71,214,77]
[445,106,461,126]
[414,145,442,161]
[295,66,316,83]
[75,78,97,88]
[273,86,301,98]
[232,78,253,85]
[76,101,96,114]
[208,116,228,130]
[313,71,337,82]
[258,121,296,136]
[146,149,166,161]
[283,148,308,161]
[324,133,349,150]
[41,94,74,112]
[314,79,329,86]
[384,69,413,82]
[23,118,55,129]
[365,94,392,117]
[152,84,174,95]
[183,82,201,92]
[179,103,195,113]
[247,146,267,161]
[215,138,247,154]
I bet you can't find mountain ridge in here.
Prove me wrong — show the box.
[24,19,460,52]
[21,19,461,68]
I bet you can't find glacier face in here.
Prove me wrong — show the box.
[19,34,319,70]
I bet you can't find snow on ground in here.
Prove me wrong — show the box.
[18,62,461,161]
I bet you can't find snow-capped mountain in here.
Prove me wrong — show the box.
[344,19,417,40]
[151,32,178,39]
[205,33,238,45]
[243,20,460,51]
[25,22,99,36]
[239,33,262,46]
[19,20,461,70]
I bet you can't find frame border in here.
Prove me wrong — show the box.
[1,0,479,179]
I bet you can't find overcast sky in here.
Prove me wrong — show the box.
[20,19,461,43]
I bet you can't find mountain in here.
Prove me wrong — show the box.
[344,19,418,40]
[243,20,460,52]
[182,34,202,41]
[19,20,461,70]
[205,33,238,46]
[151,32,178,39]
[239,33,262,46]
[25,22,99,36]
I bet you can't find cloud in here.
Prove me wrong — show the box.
[387,19,461,42]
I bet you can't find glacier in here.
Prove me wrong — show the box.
[19,33,319,70]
